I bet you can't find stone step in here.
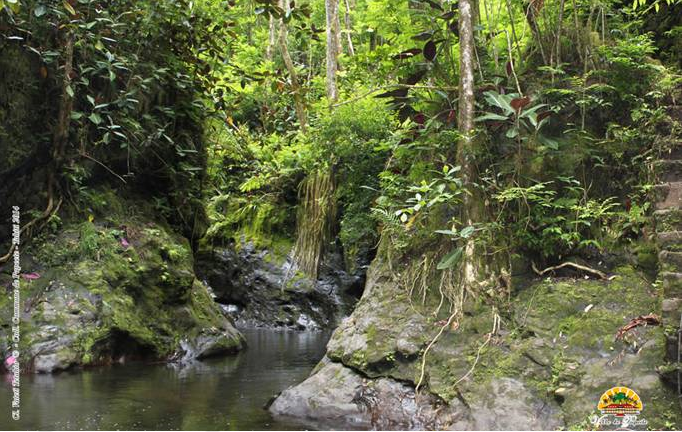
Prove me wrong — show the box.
[653,182,682,210]
[665,335,680,364]
[653,160,682,183]
[660,251,682,272]
[654,209,682,232]
[662,297,682,327]
[657,231,682,251]
[662,271,682,297]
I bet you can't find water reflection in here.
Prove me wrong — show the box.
[0,329,329,430]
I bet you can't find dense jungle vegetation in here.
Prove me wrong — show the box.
[1,0,679,270]
[2,0,682,429]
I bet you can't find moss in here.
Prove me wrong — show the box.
[635,243,660,274]
[3,190,243,372]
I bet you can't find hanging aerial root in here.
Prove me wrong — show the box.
[292,170,337,279]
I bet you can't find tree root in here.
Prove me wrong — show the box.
[415,309,459,393]
[454,310,500,387]
[531,260,610,280]
[0,194,62,265]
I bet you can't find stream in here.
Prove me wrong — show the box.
[0,329,330,430]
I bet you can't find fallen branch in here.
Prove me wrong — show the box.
[615,314,661,341]
[531,260,609,280]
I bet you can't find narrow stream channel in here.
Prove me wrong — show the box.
[0,329,330,430]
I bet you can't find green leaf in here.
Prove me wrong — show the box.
[483,91,514,115]
[459,226,475,239]
[437,247,463,270]
[62,0,76,15]
[435,229,458,236]
[88,112,102,125]
[475,112,509,122]
[34,5,47,17]
[538,134,559,150]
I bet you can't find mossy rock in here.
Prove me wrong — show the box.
[319,258,682,429]
[0,191,244,373]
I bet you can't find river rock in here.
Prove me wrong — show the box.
[196,241,363,330]
[271,258,682,429]
[0,196,244,374]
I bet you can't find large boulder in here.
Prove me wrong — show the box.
[271,258,682,429]
[0,192,244,373]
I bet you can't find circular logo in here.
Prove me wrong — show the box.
[597,386,643,417]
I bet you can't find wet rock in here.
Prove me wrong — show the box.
[0,208,244,374]
[449,378,563,430]
[270,361,450,430]
[177,327,244,362]
[195,242,362,330]
[272,259,682,430]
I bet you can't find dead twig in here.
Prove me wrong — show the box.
[615,314,661,341]
[531,260,609,280]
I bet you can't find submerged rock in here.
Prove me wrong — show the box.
[0,201,244,374]
[196,241,363,330]
[271,258,682,429]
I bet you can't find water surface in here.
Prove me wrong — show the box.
[0,329,329,430]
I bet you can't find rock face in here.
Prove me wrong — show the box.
[0,195,244,374]
[271,259,682,430]
[196,242,363,330]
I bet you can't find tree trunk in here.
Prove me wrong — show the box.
[458,0,476,139]
[277,2,307,131]
[266,14,277,61]
[343,0,355,56]
[524,0,548,65]
[457,0,488,291]
[325,0,340,104]
[555,0,566,67]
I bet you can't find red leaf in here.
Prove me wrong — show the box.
[120,238,130,248]
[21,272,41,280]
[414,113,426,125]
[506,61,513,77]
[392,48,422,60]
[423,40,437,62]
[447,110,456,124]
[537,111,552,121]
[510,96,531,113]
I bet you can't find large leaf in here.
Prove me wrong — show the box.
[483,91,514,115]
[392,48,421,60]
[412,31,434,41]
[518,103,548,119]
[510,96,531,113]
[437,247,463,270]
[423,40,437,62]
[459,226,475,239]
[475,112,509,122]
